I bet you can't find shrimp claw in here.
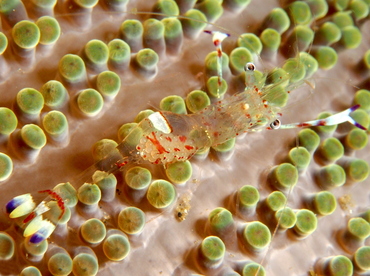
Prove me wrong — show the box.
[204,30,230,97]
[277,105,367,130]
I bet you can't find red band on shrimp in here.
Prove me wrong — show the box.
[179,136,187,143]
[23,212,37,223]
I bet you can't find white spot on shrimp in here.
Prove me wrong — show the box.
[148,112,172,134]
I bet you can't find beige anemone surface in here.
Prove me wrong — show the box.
[0,0,369,275]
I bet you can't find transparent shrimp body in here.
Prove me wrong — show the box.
[101,60,365,171]
[116,111,211,166]
[194,82,282,143]
[106,76,284,168]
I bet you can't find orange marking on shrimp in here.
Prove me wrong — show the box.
[146,132,169,154]
[116,161,128,168]
[217,48,222,59]
[179,136,187,143]
[297,122,316,127]
[185,145,194,150]
[317,120,327,126]
[187,153,195,160]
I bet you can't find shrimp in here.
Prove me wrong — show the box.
[103,53,365,172]
[93,32,366,172]
[113,90,364,167]
[0,3,369,276]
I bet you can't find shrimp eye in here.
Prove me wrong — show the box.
[270,119,281,129]
[244,62,256,72]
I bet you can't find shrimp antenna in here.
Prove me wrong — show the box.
[204,30,230,98]
[277,105,367,130]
